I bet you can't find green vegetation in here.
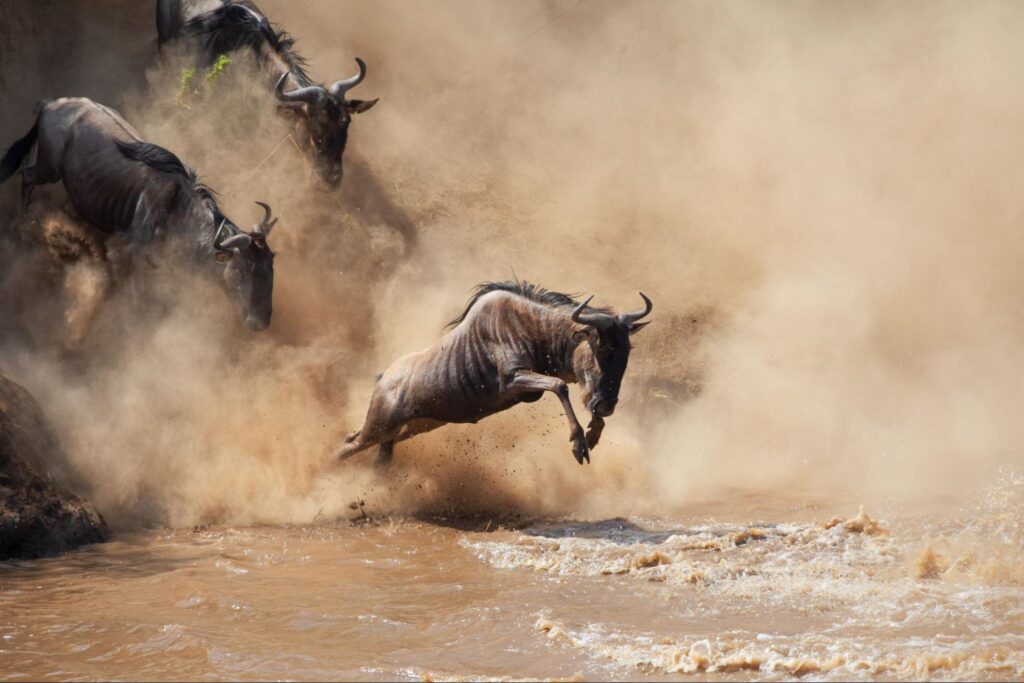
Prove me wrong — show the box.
[178,55,232,105]
[178,68,197,97]
[204,54,231,87]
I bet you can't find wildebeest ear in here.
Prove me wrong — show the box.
[345,98,379,114]
[628,321,651,335]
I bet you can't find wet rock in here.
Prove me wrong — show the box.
[0,370,107,559]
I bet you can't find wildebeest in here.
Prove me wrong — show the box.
[337,281,653,467]
[156,0,378,189]
[0,97,277,330]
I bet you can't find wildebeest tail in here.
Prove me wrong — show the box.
[0,118,38,184]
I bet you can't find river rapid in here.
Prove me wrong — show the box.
[2,479,1022,682]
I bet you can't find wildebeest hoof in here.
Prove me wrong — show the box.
[571,439,590,465]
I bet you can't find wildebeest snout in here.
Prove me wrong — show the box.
[316,164,342,189]
[245,314,269,331]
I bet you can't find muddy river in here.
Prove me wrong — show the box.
[2,481,1021,681]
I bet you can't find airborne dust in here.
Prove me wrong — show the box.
[0,0,1022,533]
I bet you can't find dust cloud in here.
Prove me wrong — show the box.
[0,1,1022,529]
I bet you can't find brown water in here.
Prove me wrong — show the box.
[3,478,1022,681]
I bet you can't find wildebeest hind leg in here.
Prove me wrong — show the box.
[20,167,37,214]
[369,418,446,469]
[337,380,413,464]
[374,441,394,469]
[337,434,382,463]
[395,418,445,444]
[337,405,401,463]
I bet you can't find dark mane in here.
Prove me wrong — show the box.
[186,2,312,85]
[447,280,611,328]
[117,141,196,180]
[117,140,221,214]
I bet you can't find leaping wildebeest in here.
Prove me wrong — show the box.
[156,0,378,190]
[0,97,277,330]
[337,281,653,467]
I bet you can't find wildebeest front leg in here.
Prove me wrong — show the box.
[506,370,589,465]
[585,416,605,450]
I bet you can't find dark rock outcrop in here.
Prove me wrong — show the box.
[0,371,107,560]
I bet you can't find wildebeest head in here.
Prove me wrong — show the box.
[570,293,653,418]
[274,59,378,190]
[213,202,277,331]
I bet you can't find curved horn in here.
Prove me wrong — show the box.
[253,201,278,236]
[328,57,367,99]
[275,72,326,106]
[213,218,228,247]
[571,295,613,330]
[218,233,252,250]
[618,292,653,324]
